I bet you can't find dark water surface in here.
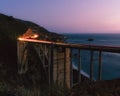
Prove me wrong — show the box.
[63,33,120,80]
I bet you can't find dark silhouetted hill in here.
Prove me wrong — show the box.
[0,13,64,41]
[0,13,64,86]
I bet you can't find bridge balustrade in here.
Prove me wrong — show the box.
[17,39,120,88]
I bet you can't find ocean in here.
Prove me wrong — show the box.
[63,33,120,80]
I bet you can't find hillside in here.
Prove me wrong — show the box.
[0,13,64,89]
[0,13,64,41]
[0,13,64,63]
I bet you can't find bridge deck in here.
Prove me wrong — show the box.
[17,38,120,88]
[18,38,120,53]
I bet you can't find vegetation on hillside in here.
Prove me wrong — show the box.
[0,13,65,96]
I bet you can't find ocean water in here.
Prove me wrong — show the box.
[63,33,120,80]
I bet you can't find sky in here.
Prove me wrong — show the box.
[0,0,120,33]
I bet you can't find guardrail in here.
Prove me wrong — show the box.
[17,38,120,88]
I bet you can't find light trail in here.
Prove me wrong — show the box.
[18,38,53,44]
[18,37,77,46]
[18,37,120,53]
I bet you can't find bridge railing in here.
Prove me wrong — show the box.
[17,38,120,88]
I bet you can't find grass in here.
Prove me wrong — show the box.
[0,82,70,96]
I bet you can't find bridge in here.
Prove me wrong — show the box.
[17,37,120,88]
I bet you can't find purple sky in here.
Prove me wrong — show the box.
[0,0,120,33]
